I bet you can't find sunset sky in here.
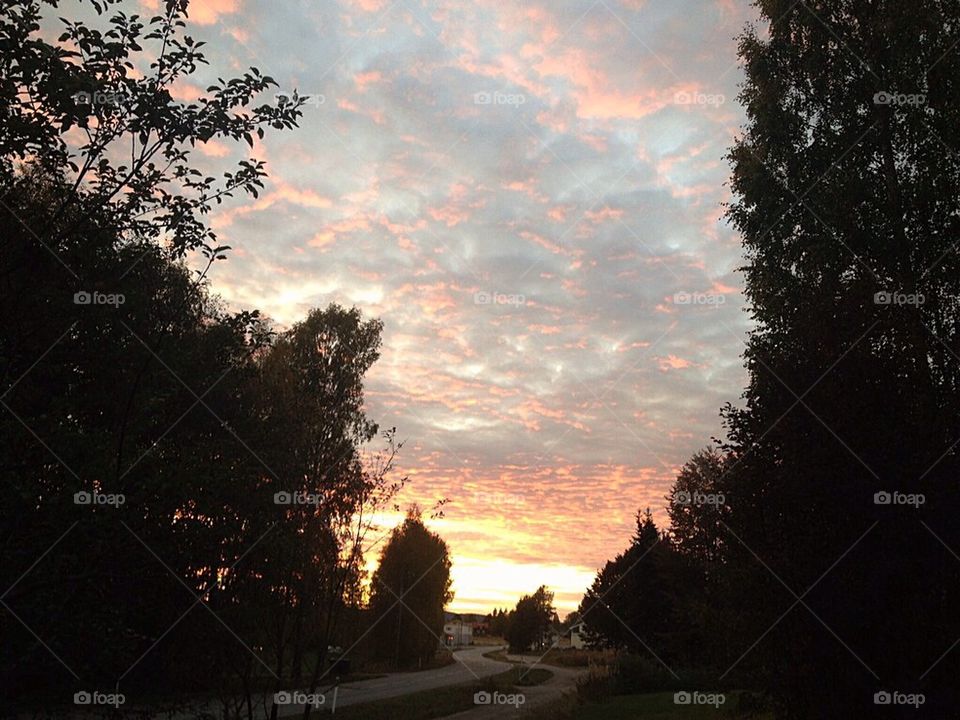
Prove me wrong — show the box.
[129,0,755,616]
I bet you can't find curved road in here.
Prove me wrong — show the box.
[162,646,585,719]
[444,659,585,720]
[274,645,510,717]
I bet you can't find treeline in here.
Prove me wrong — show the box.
[0,2,404,717]
[1,174,405,715]
[579,1,960,717]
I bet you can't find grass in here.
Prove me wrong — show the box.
[483,647,616,668]
[524,691,774,720]
[323,666,553,720]
[515,667,554,686]
[472,635,507,647]
[482,648,509,662]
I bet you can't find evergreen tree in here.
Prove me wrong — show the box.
[579,510,676,657]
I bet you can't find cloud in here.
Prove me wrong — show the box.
[190,0,241,25]
[182,0,755,614]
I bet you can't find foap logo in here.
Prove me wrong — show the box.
[675,491,725,508]
[74,690,126,708]
[274,690,326,708]
[474,690,526,708]
[874,491,925,508]
[72,90,125,107]
[474,291,526,307]
[673,291,725,307]
[274,491,322,506]
[874,690,925,708]
[474,91,526,106]
[674,90,725,107]
[674,691,726,708]
[275,91,326,108]
[74,290,125,307]
[74,490,125,507]
[473,491,526,508]
[873,291,925,307]
[873,91,926,107]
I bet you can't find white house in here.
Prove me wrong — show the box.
[443,614,473,647]
[569,621,586,650]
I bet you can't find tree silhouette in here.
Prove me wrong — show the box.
[505,585,555,653]
[369,508,453,668]
[0,2,407,716]
[716,1,960,715]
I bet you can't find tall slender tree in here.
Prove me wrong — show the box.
[721,1,960,715]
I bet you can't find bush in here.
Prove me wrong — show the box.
[609,654,719,695]
[550,648,615,667]
[521,692,580,720]
[575,665,613,702]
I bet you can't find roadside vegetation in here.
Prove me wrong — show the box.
[482,647,615,669]
[326,666,553,720]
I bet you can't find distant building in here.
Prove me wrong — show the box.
[569,621,586,650]
[442,612,474,647]
[458,612,489,635]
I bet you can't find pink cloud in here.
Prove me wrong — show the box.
[169,80,205,102]
[197,139,230,157]
[309,216,372,251]
[520,230,571,256]
[355,71,383,91]
[584,207,625,223]
[657,355,694,372]
[189,0,240,25]
[212,181,332,229]
[337,97,386,125]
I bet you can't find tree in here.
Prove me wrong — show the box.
[1,0,304,260]
[667,449,729,568]
[718,1,960,715]
[0,3,413,716]
[368,508,453,669]
[0,170,272,710]
[0,168,403,718]
[560,610,581,633]
[662,451,734,671]
[505,586,555,653]
[578,511,675,657]
[229,306,402,720]
[486,608,510,638]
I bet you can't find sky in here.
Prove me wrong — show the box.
[130,0,756,616]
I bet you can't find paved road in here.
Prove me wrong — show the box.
[272,645,511,717]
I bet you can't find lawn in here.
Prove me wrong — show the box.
[324,666,553,720]
[482,647,615,668]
